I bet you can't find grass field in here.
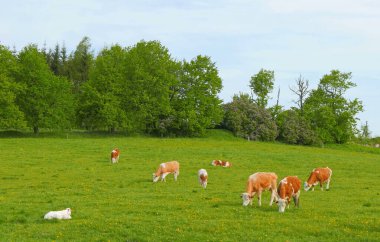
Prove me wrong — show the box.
[1,130,379,241]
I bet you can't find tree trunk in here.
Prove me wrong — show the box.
[33,126,39,134]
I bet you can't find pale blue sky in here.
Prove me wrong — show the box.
[1,0,379,136]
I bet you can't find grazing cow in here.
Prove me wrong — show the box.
[153,161,180,182]
[304,167,332,191]
[111,148,120,164]
[198,169,208,188]
[241,172,278,207]
[44,208,71,220]
[276,176,301,213]
[211,160,232,167]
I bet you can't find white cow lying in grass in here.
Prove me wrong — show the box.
[153,161,180,182]
[44,208,72,220]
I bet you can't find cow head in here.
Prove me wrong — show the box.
[152,173,160,183]
[66,208,71,215]
[277,199,287,212]
[241,193,252,206]
[304,181,311,191]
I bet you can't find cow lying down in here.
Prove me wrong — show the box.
[44,208,72,220]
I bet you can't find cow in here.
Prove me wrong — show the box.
[211,160,232,167]
[304,167,332,191]
[153,161,180,182]
[276,176,301,213]
[111,148,120,164]
[198,169,208,188]
[44,208,71,220]
[241,172,278,207]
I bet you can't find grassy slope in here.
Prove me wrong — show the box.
[0,130,379,241]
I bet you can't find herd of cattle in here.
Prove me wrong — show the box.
[43,148,332,219]
[113,148,332,213]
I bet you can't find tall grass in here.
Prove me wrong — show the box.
[0,130,379,241]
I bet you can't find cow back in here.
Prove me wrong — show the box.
[248,172,278,193]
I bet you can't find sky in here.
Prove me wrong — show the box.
[1,0,380,136]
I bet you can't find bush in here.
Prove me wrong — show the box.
[223,93,277,141]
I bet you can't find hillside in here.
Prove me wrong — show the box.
[0,130,379,241]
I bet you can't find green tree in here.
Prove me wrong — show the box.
[170,55,223,136]
[122,40,179,134]
[304,70,363,143]
[16,45,74,134]
[50,43,60,75]
[249,69,275,108]
[59,43,69,77]
[67,37,94,94]
[78,45,128,132]
[223,93,277,141]
[0,45,26,129]
[276,109,317,145]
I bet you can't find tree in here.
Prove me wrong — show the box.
[77,45,129,132]
[67,37,94,94]
[122,40,179,134]
[170,55,224,136]
[249,69,275,108]
[276,109,317,145]
[290,75,310,115]
[0,45,26,129]
[223,93,277,141]
[50,43,60,75]
[59,43,69,77]
[16,45,74,134]
[303,70,363,143]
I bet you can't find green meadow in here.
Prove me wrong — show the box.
[1,130,379,241]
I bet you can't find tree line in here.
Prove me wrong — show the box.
[0,37,365,144]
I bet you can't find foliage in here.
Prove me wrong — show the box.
[122,40,178,134]
[169,55,224,136]
[77,45,128,131]
[277,109,317,145]
[223,93,277,141]
[249,68,275,108]
[0,133,379,241]
[304,70,363,143]
[16,45,74,133]
[0,45,26,129]
[67,36,94,94]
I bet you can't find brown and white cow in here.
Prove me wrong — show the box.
[153,161,180,182]
[198,169,208,189]
[276,176,301,213]
[241,172,278,206]
[304,167,332,191]
[211,160,232,167]
[110,148,120,164]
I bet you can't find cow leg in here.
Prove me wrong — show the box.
[320,181,324,191]
[293,190,300,207]
[257,191,262,206]
[326,178,331,190]
[174,171,179,181]
[161,173,170,182]
[249,192,254,206]
[269,189,276,206]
